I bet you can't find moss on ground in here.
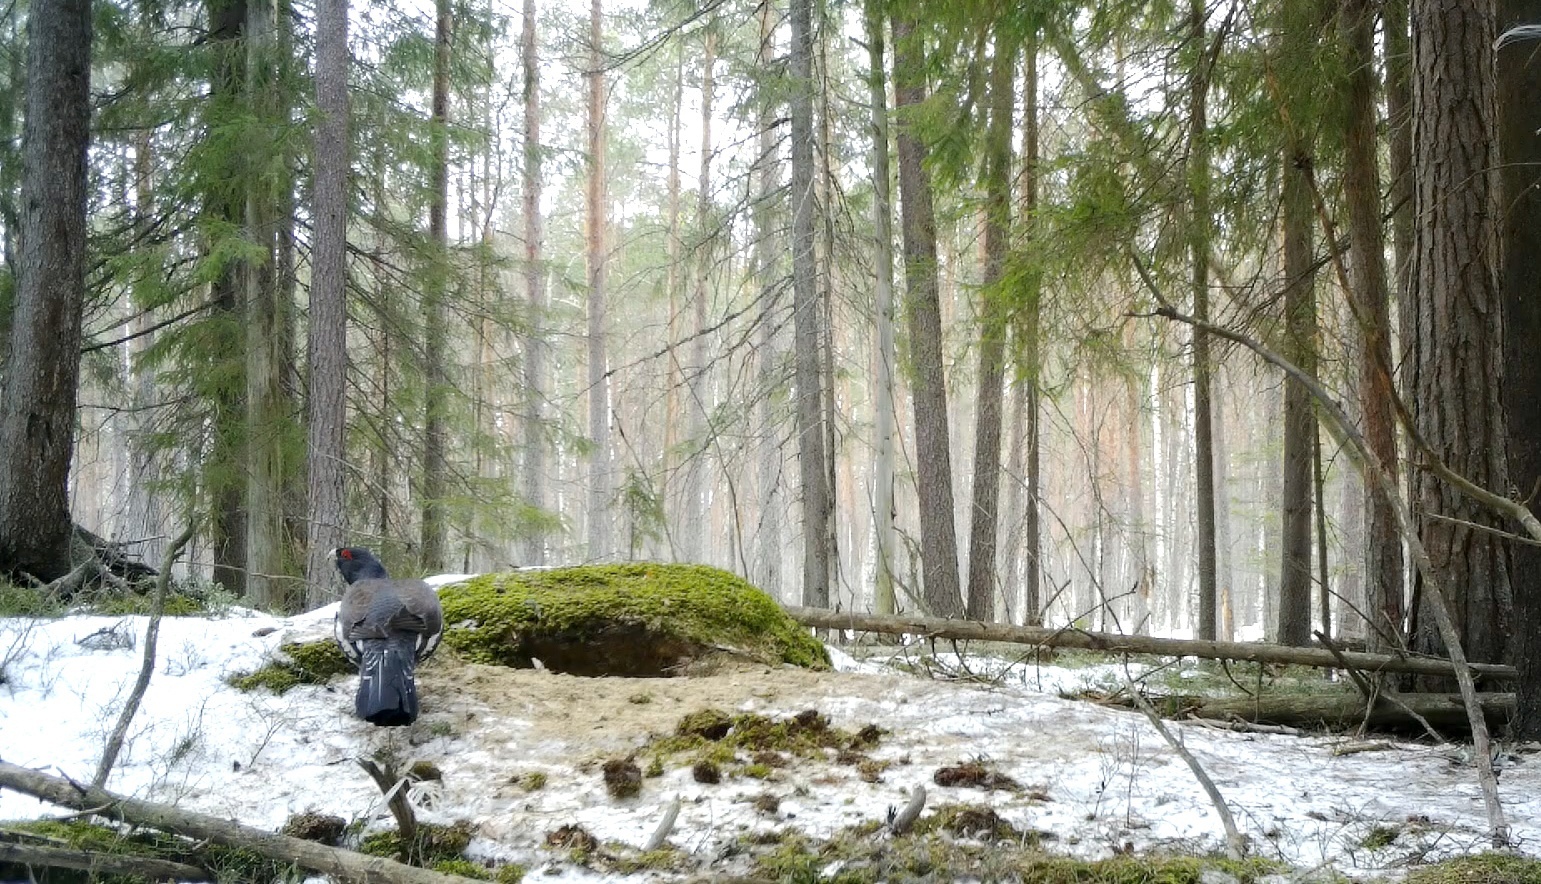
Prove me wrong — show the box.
[438,563,828,675]
[359,820,475,866]
[0,818,294,883]
[227,639,354,694]
[1402,853,1541,884]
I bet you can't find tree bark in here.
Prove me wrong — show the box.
[1189,0,1219,641]
[1342,0,1405,653]
[1155,692,1513,731]
[519,0,548,566]
[1018,38,1043,626]
[1277,6,1318,646]
[1497,0,1541,738]
[790,0,830,608]
[245,0,296,610]
[585,0,612,561]
[1408,0,1512,678]
[752,0,784,596]
[0,762,484,884]
[681,26,716,564]
[305,0,351,604]
[891,10,962,618]
[0,0,91,582]
[419,0,452,573]
[965,36,1016,623]
[864,0,897,616]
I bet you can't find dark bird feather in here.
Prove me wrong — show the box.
[331,547,443,727]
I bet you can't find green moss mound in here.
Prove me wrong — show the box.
[439,564,828,676]
[1404,853,1541,884]
[228,639,354,694]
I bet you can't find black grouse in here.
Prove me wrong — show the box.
[331,547,444,726]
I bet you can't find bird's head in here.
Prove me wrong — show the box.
[332,546,390,583]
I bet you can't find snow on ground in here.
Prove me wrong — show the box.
[1,601,1536,881]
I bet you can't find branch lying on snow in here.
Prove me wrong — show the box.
[0,761,485,884]
[358,756,419,856]
[94,521,197,789]
[1120,659,1247,860]
[1131,266,1510,847]
[644,799,680,851]
[887,785,926,836]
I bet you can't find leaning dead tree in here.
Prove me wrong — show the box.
[784,607,1516,682]
[0,762,484,884]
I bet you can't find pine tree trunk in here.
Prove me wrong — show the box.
[1408,0,1512,676]
[419,0,451,572]
[790,0,830,608]
[245,0,296,610]
[0,0,91,581]
[1385,0,1415,399]
[752,0,783,596]
[585,0,612,561]
[1019,38,1043,626]
[305,0,350,602]
[891,10,962,619]
[964,37,1016,623]
[681,27,715,564]
[1342,0,1404,652]
[1497,0,1541,735]
[864,0,896,616]
[1277,9,1318,645]
[519,0,547,566]
[1189,0,1219,640]
[208,0,248,598]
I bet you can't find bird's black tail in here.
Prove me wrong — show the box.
[355,637,420,726]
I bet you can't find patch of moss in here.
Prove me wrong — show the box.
[912,803,1025,843]
[359,821,475,866]
[932,759,1021,791]
[433,859,491,879]
[1360,823,1401,850]
[0,819,293,884]
[1404,853,1541,884]
[494,864,528,884]
[438,563,829,674]
[279,810,347,845]
[92,593,207,617]
[0,583,65,616]
[602,756,643,798]
[228,639,355,694]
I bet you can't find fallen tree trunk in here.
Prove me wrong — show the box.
[1146,692,1514,731]
[785,607,1516,682]
[0,842,206,881]
[0,761,483,884]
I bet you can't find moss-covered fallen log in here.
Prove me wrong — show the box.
[0,761,483,884]
[786,607,1516,681]
[1151,692,1514,731]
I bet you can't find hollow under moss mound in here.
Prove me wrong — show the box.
[438,563,828,676]
[228,639,354,694]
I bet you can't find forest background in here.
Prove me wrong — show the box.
[2,0,1540,729]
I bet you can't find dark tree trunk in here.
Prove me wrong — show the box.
[419,0,451,572]
[1343,0,1405,652]
[1019,38,1043,626]
[1277,132,1315,647]
[1190,0,1219,640]
[1408,0,1512,677]
[207,0,248,598]
[891,10,962,618]
[790,0,830,608]
[305,0,350,603]
[0,0,91,581]
[1497,0,1541,737]
[965,36,1017,623]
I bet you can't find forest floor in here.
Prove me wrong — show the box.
[2,597,1539,882]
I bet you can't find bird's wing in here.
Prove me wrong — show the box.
[336,578,443,661]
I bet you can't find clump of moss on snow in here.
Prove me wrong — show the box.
[438,563,828,675]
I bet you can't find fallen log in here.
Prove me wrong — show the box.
[785,607,1516,682]
[1155,692,1514,731]
[0,842,206,881]
[0,761,484,884]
